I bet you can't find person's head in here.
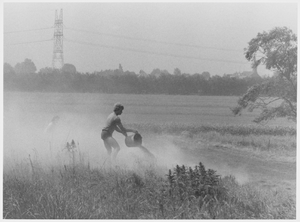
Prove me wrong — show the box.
[113,103,124,115]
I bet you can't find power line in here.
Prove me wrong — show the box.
[5,39,53,45]
[4,25,243,53]
[64,38,249,65]
[4,27,53,34]
[64,26,242,53]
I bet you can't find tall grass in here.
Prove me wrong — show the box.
[3,160,295,219]
[3,118,296,219]
[129,122,296,137]
[129,122,296,162]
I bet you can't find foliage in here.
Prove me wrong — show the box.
[232,27,297,123]
[164,163,228,206]
[4,63,16,90]
[173,67,181,75]
[3,161,295,219]
[61,63,77,74]
[39,67,57,74]
[4,62,15,75]
[14,58,37,74]
[3,67,261,95]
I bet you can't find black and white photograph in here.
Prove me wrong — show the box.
[2,1,298,219]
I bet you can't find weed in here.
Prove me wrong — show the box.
[3,161,295,219]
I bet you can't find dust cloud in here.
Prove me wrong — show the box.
[138,134,250,185]
[3,94,189,173]
[3,99,249,186]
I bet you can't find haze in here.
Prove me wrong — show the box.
[3,2,298,76]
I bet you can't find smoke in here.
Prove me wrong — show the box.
[129,134,250,185]
[4,99,249,186]
[3,98,107,172]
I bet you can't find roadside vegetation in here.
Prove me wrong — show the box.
[3,121,296,219]
[3,159,295,219]
[129,122,296,136]
[129,122,296,162]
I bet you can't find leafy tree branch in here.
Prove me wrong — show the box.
[233,27,297,123]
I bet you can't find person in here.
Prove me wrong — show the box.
[101,103,138,161]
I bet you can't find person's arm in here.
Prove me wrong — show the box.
[115,125,127,136]
[117,122,138,136]
[125,128,138,133]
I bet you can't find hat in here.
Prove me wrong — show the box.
[113,102,124,112]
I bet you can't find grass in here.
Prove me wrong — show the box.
[3,122,296,219]
[193,132,296,162]
[3,92,296,219]
[3,158,296,219]
[129,122,296,162]
[129,122,296,137]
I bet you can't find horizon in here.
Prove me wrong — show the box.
[3,2,298,77]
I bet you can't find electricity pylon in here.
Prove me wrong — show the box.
[52,9,64,69]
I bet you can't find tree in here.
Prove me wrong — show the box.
[138,70,147,76]
[4,62,15,75]
[201,71,211,80]
[232,27,297,123]
[119,64,123,72]
[61,63,77,74]
[4,62,16,90]
[39,67,55,74]
[174,68,181,75]
[14,58,37,74]
[150,68,162,78]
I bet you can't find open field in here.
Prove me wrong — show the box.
[4,92,295,127]
[3,92,296,219]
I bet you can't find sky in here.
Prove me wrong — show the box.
[2,1,299,76]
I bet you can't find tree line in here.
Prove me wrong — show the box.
[3,27,296,124]
[3,61,262,95]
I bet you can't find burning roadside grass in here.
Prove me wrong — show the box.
[3,160,295,219]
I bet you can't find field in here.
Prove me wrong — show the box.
[3,92,297,219]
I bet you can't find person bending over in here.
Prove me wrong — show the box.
[101,103,138,161]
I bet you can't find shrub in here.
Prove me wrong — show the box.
[165,162,227,201]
